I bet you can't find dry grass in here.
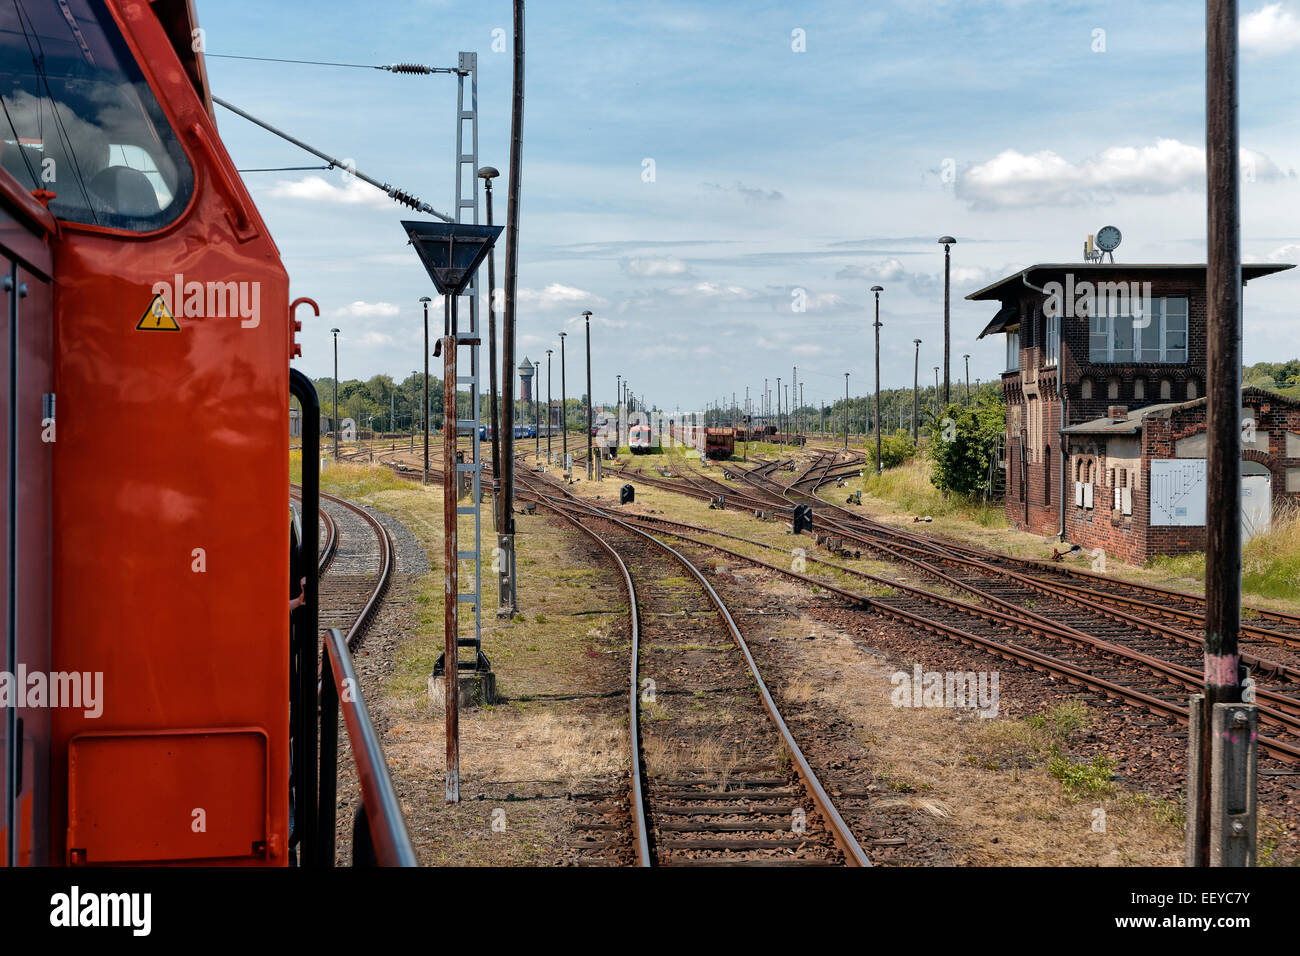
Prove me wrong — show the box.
[768,613,1184,866]
[642,734,741,776]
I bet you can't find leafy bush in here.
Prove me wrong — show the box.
[927,394,1006,497]
[868,431,916,470]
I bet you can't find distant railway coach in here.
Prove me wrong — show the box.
[704,428,735,460]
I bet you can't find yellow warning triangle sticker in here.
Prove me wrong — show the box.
[136,293,181,332]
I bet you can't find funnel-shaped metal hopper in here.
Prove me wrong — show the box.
[401,220,503,296]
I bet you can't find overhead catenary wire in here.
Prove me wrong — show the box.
[212,95,453,221]
[206,52,464,74]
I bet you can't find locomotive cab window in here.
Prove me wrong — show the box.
[0,0,194,231]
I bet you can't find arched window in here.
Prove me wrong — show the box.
[1107,376,1121,400]
[1080,377,1094,400]
[1187,378,1199,400]
[1159,378,1172,400]
[1134,377,1146,400]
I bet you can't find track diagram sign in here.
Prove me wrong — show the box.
[1150,459,1207,526]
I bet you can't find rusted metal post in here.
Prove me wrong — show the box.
[442,333,461,803]
[1191,0,1251,866]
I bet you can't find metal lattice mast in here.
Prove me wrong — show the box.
[453,52,486,662]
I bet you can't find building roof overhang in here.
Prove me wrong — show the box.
[966,263,1294,303]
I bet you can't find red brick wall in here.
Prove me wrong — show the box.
[1002,271,1215,543]
[1062,387,1300,565]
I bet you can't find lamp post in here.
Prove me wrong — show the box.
[583,310,594,478]
[546,350,554,459]
[843,372,849,449]
[410,370,419,452]
[330,327,340,459]
[938,236,956,406]
[933,367,940,417]
[871,285,884,475]
[616,373,622,450]
[559,331,568,464]
[963,354,972,403]
[420,296,432,485]
[912,338,922,443]
[478,166,502,528]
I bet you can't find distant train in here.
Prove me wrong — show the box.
[669,424,736,460]
[629,424,654,453]
[478,423,537,439]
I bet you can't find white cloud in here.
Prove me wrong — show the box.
[620,256,691,277]
[516,283,607,309]
[1242,3,1300,55]
[358,331,394,346]
[267,175,393,209]
[334,300,400,318]
[669,282,758,301]
[837,258,908,282]
[1266,243,1300,263]
[957,139,1289,209]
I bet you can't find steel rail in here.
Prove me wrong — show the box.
[520,472,871,866]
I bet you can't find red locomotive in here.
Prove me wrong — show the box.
[0,0,404,867]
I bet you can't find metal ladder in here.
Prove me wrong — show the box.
[437,52,489,676]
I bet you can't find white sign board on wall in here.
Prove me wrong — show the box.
[1150,459,1208,526]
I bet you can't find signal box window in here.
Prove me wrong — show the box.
[0,0,194,231]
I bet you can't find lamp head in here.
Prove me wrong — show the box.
[330,327,340,334]
[938,235,956,246]
[477,166,500,180]
[870,285,883,293]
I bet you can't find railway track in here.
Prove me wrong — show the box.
[519,471,870,867]
[571,451,1300,768]
[292,486,394,650]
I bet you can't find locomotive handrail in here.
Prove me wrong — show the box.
[320,627,418,867]
[289,369,321,865]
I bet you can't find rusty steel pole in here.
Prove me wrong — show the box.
[584,311,593,478]
[441,332,460,802]
[1191,0,1250,867]
[480,168,502,529]
[547,350,554,459]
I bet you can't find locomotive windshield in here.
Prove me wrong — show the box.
[0,0,194,231]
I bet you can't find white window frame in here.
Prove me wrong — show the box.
[1087,296,1188,364]
[1006,328,1020,372]
[1044,312,1059,367]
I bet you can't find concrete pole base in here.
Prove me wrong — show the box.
[428,670,497,712]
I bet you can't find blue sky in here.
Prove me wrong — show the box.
[203,0,1300,410]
